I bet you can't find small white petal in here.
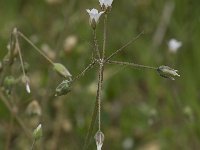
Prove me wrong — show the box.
[26,82,31,93]
[99,0,113,7]
[97,144,103,150]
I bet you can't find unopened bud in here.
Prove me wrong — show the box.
[55,80,71,96]
[4,76,16,87]
[22,75,31,93]
[33,124,42,140]
[53,63,72,78]
[157,65,180,80]
[26,100,42,116]
[3,76,16,94]
[94,131,104,150]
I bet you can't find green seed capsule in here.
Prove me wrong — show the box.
[55,80,71,96]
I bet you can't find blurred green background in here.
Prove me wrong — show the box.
[0,0,200,149]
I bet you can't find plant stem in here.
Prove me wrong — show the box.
[107,60,157,70]
[17,31,54,66]
[102,14,107,59]
[31,139,36,150]
[72,61,96,83]
[93,29,101,59]
[83,60,104,150]
[15,35,26,78]
[105,31,144,62]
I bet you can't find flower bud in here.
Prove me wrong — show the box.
[99,0,113,12]
[33,124,42,140]
[26,100,42,116]
[157,65,180,80]
[94,131,104,150]
[55,80,71,96]
[4,76,16,93]
[53,63,72,78]
[22,75,31,93]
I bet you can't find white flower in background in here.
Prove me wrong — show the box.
[86,9,104,29]
[99,0,113,10]
[168,38,182,53]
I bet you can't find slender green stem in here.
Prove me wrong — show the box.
[93,29,101,59]
[97,61,104,131]
[105,31,144,62]
[31,139,36,150]
[72,61,96,83]
[15,35,26,78]
[102,14,107,59]
[17,31,54,65]
[83,60,104,150]
[107,60,157,70]
[83,96,98,150]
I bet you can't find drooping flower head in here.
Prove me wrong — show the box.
[157,65,180,80]
[99,0,113,11]
[168,38,182,53]
[86,8,104,29]
[94,131,104,150]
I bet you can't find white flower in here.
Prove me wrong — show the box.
[99,0,113,9]
[86,9,104,28]
[168,38,182,53]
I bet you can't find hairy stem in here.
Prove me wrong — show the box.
[102,14,107,59]
[93,29,101,59]
[105,31,144,62]
[72,61,96,82]
[83,61,104,150]
[107,60,157,70]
